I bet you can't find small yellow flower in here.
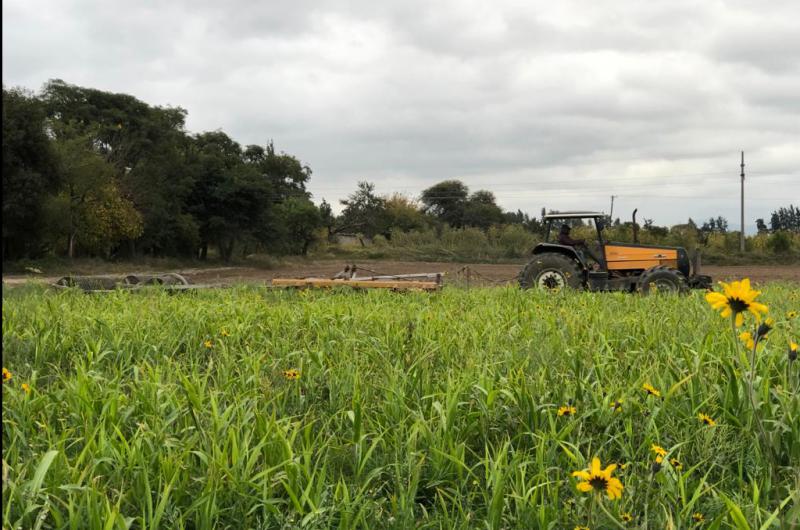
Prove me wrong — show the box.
[2,367,11,383]
[789,342,798,362]
[698,413,716,426]
[21,383,31,394]
[203,340,213,348]
[642,383,661,398]
[739,331,756,350]
[787,311,797,319]
[692,512,705,523]
[571,457,624,500]
[650,444,668,457]
[220,329,230,337]
[655,455,664,464]
[669,457,682,471]
[558,405,577,417]
[283,369,301,380]
[621,512,634,523]
[610,399,623,411]
[705,278,768,327]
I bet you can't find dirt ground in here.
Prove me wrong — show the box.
[4,259,798,287]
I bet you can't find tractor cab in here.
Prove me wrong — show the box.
[540,211,608,268]
[519,211,711,293]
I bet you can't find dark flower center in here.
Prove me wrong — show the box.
[588,476,609,490]
[727,297,749,313]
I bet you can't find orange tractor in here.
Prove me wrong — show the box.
[519,212,712,293]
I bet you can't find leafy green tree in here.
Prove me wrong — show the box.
[769,205,799,232]
[243,141,311,196]
[47,135,142,257]
[276,197,322,255]
[2,87,59,259]
[421,180,469,227]
[41,79,195,256]
[503,209,544,234]
[384,193,430,234]
[319,199,336,240]
[463,190,504,229]
[338,181,389,238]
[187,132,271,261]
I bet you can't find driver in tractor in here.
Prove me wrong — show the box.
[558,224,601,269]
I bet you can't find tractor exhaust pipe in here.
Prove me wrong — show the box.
[632,209,639,244]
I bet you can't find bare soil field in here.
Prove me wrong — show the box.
[4,259,798,287]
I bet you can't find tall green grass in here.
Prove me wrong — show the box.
[2,283,799,528]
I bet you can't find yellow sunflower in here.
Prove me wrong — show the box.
[21,383,31,394]
[787,310,797,319]
[650,444,668,457]
[2,367,11,383]
[558,405,577,417]
[203,340,213,349]
[669,457,682,471]
[705,278,768,327]
[789,342,798,362]
[282,368,301,380]
[698,413,716,426]
[692,512,705,523]
[571,457,624,500]
[642,383,661,398]
[621,512,634,523]
[610,399,623,412]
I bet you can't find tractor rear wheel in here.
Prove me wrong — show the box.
[519,253,583,291]
[638,267,687,295]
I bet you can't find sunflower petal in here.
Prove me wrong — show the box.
[705,292,726,305]
[572,471,591,480]
[577,482,593,492]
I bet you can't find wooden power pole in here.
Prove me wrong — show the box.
[740,151,745,253]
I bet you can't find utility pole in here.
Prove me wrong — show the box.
[610,195,618,220]
[740,151,745,253]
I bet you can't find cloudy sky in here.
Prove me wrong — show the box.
[4,0,799,231]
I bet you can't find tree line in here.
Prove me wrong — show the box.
[3,80,319,261]
[3,81,798,262]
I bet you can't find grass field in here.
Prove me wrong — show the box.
[2,283,799,529]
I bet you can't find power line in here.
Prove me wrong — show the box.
[309,170,798,191]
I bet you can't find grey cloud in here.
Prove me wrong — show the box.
[2,0,799,229]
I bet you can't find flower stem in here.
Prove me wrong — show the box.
[597,497,626,529]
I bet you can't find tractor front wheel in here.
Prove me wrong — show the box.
[638,267,688,295]
[519,253,584,291]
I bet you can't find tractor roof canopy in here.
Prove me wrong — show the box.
[543,211,605,220]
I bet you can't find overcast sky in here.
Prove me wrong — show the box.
[4,0,799,231]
